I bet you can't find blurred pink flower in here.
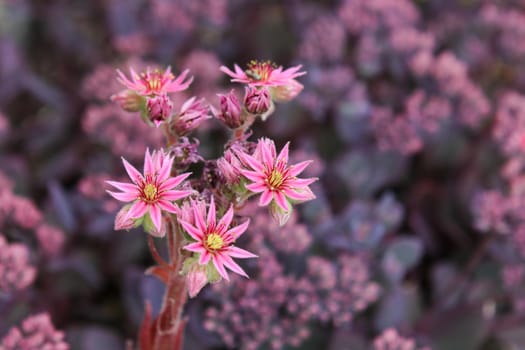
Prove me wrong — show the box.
[214,90,243,128]
[372,328,429,350]
[35,224,65,258]
[221,61,306,88]
[116,66,193,96]
[0,235,36,294]
[180,198,256,281]
[107,149,192,235]
[238,138,317,212]
[1,313,69,350]
[146,94,173,127]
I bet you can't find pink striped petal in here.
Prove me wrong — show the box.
[276,142,290,166]
[212,255,229,281]
[157,199,178,213]
[259,139,275,169]
[199,250,211,265]
[207,197,217,228]
[156,155,173,182]
[238,152,265,173]
[179,220,204,241]
[183,242,205,253]
[286,177,318,187]
[217,206,234,232]
[126,201,148,219]
[283,188,316,202]
[226,219,250,239]
[149,205,162,233]
[242,170,265,183]
[144,149,154,175]
[287,160,313,177]
[259,190,273,207]
[158,172,191,192]
[274,191,290,211]
[193,203,207,233]
[122,158,144,184]
[245,182,267,193]
[227,246,258,259]
[106,181,138,193]
[221,254,248,278]
[107,190,137,202]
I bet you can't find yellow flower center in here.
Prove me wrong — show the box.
[245,60,276,82]
[266,169,284,190]
[143,183,158,202]
[206,233,224,250]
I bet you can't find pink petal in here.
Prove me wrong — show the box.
[242,170,265,183]
[221,254,248,278]
[226,219,250,239]
[276,142,290,166]
[238,152,265,173]
[179,220,204,241]
[149,204,162,233]
[217,206,234,232]
[212,254,229,281]
[227,246,257,259]
[286,176,318,187]
[199,250,211,265]
[193,203,207,233]
[144,149,154,176]
[207,197,216,229]
[156,154,174,182]
[106,181,138,193]
[107,190,137,202]
[126,201,148,219]
[259,190,273,207]
[259,139,275,169]
[122,157,144,184]
[183,242,206,253]
[157,199,178,213]
[287,160,313,177]
[274,191,290,211]
[158,172,191,192]
[245,182,267,193]
[284,187,316,202]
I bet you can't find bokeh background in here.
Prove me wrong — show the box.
[2,0,525,349]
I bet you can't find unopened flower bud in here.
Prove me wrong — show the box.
[171,97,211,136]
[186,263,208,298]
[244,86,271,115]
[269,79,304,103]
[114,206,137,230]
[215,91,244,128]
[269,200,293,227]
[111,90,145,112]
[146,94,173,127]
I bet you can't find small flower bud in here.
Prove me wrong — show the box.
[186,263,208,298]
[215,90,244,128]
[269,79,304,103]
[171,97,211,136]
[146,94,173,127]
[114,206,138,230]
[244,86,271,115]
[269,198,293,226]
[111,90,146,112]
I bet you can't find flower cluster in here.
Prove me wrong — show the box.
[0,313,69,350]
[0,235,36,295]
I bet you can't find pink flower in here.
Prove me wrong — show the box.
[238,138,317,212]
[116,66,193,96]
[107,149,192,235]
[1,313,69,350]
[170,97,211,136]
[180,198,257,281]
[0,235,36,293]
[185,262,209,298]
[220,60,306,87]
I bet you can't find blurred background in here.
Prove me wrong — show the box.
[2,0,525,349]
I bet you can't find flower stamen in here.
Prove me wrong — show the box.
[206,233,224,251]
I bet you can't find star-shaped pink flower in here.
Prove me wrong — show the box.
[107,149,192,236]
[116,66,193,96]
[238,138,317,211]
[180,198,257,281]
[220,60,306,88]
